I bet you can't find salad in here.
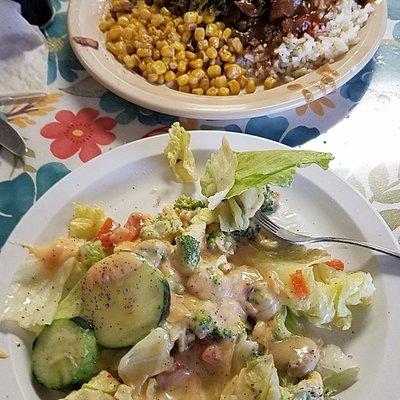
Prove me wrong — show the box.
[0,124,375,400]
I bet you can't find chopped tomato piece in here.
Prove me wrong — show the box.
[326,259,345,271]
[124,213,149,240]
[290,269,310,300]
[201,344,223,366]
[94,217,117,248]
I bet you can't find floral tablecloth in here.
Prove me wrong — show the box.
[0,0,399,248]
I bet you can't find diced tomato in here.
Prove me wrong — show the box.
[124,213,149,240]
[290,269,310,300]
[94,217,117,249]
[326,259,345,271]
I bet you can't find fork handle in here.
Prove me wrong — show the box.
[307,237,400,258]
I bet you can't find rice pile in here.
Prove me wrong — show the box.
[273,0,373,80]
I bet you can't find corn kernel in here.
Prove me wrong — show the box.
[230,37,243,53]
[203,14,215,24]
[245,77,257,94]
[179,84,191,93]
[207,65,221,79]
[177,24,184,35]
[209,36,220,49]
[177,60,188,73]
[218,87,230,96]
[190,68,206,81]
[152,49,161,60]
[169,60,178,70]
[184,51,196,60]
[99,20,111,32]
[122,26,135,41]
[228,55,236,64]
[160,45,174,58]
[206,47,218,59]
[107,26,123,41]
[219,48,231,62]
[198,50,209,63]
[197,39,209,51]
[175,50,186,61]
[165,70,176,82]
[160,6,171,16]
[206,87,218,96]
[263,76,278,90]
[206,23,218,37]
[147,73,158,83]
[177,74,189,86]
[139,8,151,21]
[237,75,247,89]
[188,75,199,88]
[117,15,130,27]
[189,59,203,69]
[152,60,167,74]
[199,77,210,91]
[226,64,241,80]
[171,41,185,52]
[194,27,205,41]
[137,48,152,58]
[157,74,165,84]
[227,79,241,95]
[222,28,232,42]
[114,41,127,55]
[174,17,184,27]
[215,75,227,88]
[191,88,204,95]
[210,78,217,87]
[123,54,136,69]
[184,11,198,24]
[151,14,164,27]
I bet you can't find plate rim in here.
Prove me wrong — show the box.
[66,0,387,120]
[0,131,399,400]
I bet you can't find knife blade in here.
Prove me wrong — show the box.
[0,115,27,157]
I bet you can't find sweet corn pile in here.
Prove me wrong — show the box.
[100,0,278,95]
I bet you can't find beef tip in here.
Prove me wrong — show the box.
[234,0,268,17]
[269,0,303,21]
[282,12,323,36]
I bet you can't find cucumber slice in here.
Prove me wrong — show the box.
[82,252,170,348]
[32,319,98,389]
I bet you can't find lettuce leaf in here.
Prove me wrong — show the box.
[221,354,280,400]
[200,138,238,209]
[228,150,333,198]
[69,203,105,240]
[118,327,174,394]
[164,122,197,183]
[0,255,76,331]
[185,208,216,242]
[54,277,83,320]
[323,367,359,396]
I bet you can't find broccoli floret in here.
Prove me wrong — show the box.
[140,210,183,242]
[261,186,279,213]
[192,311,234,341]
[206,230,236,254]
[231,223,261,243]
[78,241,105,268]
[174,195,206,211]
[175,235,200,273]
[209,327,235,342]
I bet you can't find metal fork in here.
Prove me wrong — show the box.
[254,210,400,258]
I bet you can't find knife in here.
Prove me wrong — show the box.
[0,113,27,157]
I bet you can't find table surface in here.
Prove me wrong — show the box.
[0,0,399,248]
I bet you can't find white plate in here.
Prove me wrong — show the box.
[0,132,399,399]
[67,0,387,120]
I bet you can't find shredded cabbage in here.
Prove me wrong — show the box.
[69,204,105,240]
[164,122,197,182]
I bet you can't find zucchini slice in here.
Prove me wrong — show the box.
[82,252,170,348]
[32,318,98,389]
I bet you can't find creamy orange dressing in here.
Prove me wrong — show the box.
[28,238,79,270]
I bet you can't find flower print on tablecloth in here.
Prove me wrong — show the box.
[0,163,70,248]
[388,0,400,20]
[393,22,400,42]
[41,108,116,162]
[99,92,178,126]
[44,12,84,84]
[340,60,374,103]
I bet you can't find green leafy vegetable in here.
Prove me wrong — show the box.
[164,122,197,182]
[78,241,105,268]
[174,194,206,210]
[323,367,360,396]
[55,278,83,320]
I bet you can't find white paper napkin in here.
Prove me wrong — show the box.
[0,0,48,101]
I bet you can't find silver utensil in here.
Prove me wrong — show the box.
[0,115,27,157]
[254,210,400,258]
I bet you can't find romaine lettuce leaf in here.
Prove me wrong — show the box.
[200,138,238,209]
[118,327,174,394]
[69,203,105,240]
[228,150,333,198]
[221,354,280,400]
[0,255,76,331]
[316,344,357,378]
[78,241,105,268]
[185,208,216,242]
[164,122,197,183]
[323,367,359,396]
[54,277,83,320]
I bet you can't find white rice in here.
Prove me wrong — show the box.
[273,0,373,80]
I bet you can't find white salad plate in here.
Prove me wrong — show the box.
[67,0,386,120]
[0,132,399,399]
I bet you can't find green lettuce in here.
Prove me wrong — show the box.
[55,277,83,320]
[69,203,105,240]
[221,354,280,400]
[164,122,197,182]
[78,241,105,268]
[323,367,359,396]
